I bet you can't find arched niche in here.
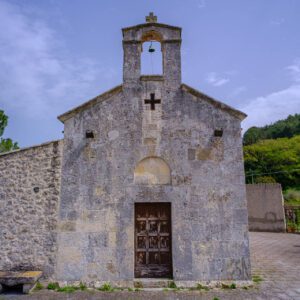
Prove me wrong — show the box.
[134,157,171,185]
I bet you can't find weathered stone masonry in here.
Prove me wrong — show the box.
[0,140,63,277]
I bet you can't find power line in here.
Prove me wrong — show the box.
[245,168,300,177]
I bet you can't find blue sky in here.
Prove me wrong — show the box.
[0,0,300,147]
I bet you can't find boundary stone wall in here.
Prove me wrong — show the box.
[246,183,286,232]
[0,140,63,277]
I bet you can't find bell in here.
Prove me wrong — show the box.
[148,41,155,53]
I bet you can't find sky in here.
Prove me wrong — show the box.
[0,0,300,147]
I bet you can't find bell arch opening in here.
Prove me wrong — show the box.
[141,41,162,75]
[134,157,171,185]
[141,30,163,75]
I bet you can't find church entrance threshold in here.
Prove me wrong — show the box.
[134,203,172,278]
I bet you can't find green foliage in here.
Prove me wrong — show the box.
[196,283,209,291]
[220,283,236,289]
[0,110,8,137]
[98,283,114,291]
[213,298,220,300]
[168,281,177,289]
[47,282,60,290]
[244,135,300,189]
[57,286,78,293]
[79,282,87,291]
[255,176,277,183]
[284,188,300,205]
[34,282,44,290]
[229,283,236,289]
[252,275,263,283]
[46,282,86,293]
[0,138,19,153]
[0,109,19,153]
[243,114,300,145]
[127,287,134,291]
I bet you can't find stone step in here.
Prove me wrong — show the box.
[133,278,173,288]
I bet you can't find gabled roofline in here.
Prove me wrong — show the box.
[122,22,181,35]
[181,83,247,121]
[58,85,123,123]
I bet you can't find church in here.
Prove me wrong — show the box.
[0,13,251,287]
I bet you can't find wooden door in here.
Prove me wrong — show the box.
[135,203,172,278]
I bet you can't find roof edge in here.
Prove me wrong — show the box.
[0,139,63,158]
[58,84,123,123]
[181,83,247,121]
[122,22,181,33]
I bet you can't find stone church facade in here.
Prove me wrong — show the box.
[0,14,251,286]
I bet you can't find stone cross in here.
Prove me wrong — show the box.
[144,93,161,110]
[146,12,157,23]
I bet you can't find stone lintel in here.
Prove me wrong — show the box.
[0,271,42,287]
[140,75,164,81]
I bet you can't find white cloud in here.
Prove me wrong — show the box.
[286,59,300,82]
[0,1,113,117]
[241,84,300,131]
[206,72,229,87]
[240,60,300,131]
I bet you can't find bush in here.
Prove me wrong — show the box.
[98,283,114,292]
[57,286,78,293]
[34,282,44,290]
[47,282,60,290]
[284,189,300,201]
[168,281,177,289]
[256,176,276,183]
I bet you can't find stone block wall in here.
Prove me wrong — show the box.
[246,183,286,232]
[0,140,63,277]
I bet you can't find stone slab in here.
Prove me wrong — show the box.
[0,271,42,286]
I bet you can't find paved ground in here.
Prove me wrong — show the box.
[1,232,300,300]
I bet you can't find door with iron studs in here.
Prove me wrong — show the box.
[135,203,172,278]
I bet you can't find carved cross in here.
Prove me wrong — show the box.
[146,12,157,23]
[144,93,161,110]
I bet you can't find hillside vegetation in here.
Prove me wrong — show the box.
[243,114,300,192]
[243,114,300,146]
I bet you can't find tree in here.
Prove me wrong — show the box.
[0,110,19,153]
[243,114,300,145]
[244,135,300,189]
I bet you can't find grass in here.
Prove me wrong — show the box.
[98,283,114,292]
[284,188,300,206]
[57,286,78,293]
[252,275,263,283]
[47,282,60,290]
[221,283,236,289]
[134,281,143,288]
[196,283,210,291]
[168,281,177,289]
[46,282,87,293]
[79,282,87,291]
[34,282,44,291]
